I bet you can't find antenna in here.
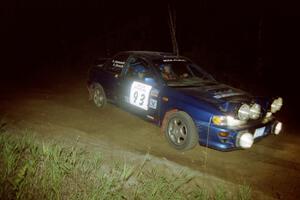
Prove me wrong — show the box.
[168,4,179,56]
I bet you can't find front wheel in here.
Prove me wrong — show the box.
[163,111,199,151]
[92,84,107,108]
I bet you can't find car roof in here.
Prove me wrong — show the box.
[118,51,186,61]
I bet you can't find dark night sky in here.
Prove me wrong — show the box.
[1,0,300,118]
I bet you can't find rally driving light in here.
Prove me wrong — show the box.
[237,104,250,121]
[265,112,272,118]
[274,122,283,135]
[237,132,254,149]
[271,97,283,113]
[249,103,261,119]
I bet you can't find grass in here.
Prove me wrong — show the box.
[0,128,252,200]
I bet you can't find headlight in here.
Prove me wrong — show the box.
[271,97,283,113]
[249,103,261,119]
[237,104,250,121]
[212,116,227,126]
[212,115,246,126]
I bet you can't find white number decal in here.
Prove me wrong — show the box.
[130,81,152,110]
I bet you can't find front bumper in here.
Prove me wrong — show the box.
[198,118,282,151]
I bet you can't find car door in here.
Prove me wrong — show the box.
[118,56,161,122]
[100,53,129,101]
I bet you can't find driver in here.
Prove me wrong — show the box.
[161,64,176,80]
[134,64,146,80]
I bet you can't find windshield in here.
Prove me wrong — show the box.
[153,58,215,87]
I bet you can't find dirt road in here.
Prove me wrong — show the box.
[1,77,299,199]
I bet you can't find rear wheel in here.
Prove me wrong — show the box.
[92,84,107,108]
[163,111,199,150]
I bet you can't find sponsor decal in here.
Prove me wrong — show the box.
[149,98,158,109]
[213,92,244,99]
[163,58,186,62]
[112,60,125,68]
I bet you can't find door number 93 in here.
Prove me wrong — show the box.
[130,81,152,110]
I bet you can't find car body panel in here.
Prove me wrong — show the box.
[87,51,282,151]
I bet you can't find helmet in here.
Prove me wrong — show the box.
[134,64,146,73]
[160,64,171,71]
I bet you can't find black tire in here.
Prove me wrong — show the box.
[163,111,199,150]
[92,83,107,108]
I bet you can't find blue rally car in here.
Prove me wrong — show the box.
[87,51,283,151]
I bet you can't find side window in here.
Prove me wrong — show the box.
[126,57,153,80]
[106,54,129,75]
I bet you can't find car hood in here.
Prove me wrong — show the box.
[173,82,253,112]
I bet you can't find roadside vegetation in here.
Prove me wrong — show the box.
[0,123,251,200]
